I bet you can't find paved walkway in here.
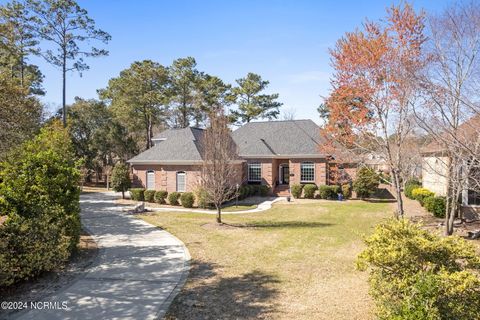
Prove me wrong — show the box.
[15,192,190,320]
[143,197,285,215]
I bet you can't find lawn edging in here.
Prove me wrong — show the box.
[150,222,192,319]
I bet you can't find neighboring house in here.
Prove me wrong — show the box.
[363,153,390,173]
[127,119,355,196]
[421,116,480,219]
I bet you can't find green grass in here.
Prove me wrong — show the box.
[140,200,392,320]
[220,204,257,212]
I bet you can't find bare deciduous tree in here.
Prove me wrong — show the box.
[414,2,480,235]
[200,112,241,223]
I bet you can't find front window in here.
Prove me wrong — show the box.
[248,163,261,182]
[146,170,155,190]
[468,190,480,206]
[467,166,480,205]
[301,162,315,182]
[176,171,186,192]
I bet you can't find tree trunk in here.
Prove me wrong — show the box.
[446,187,460,235]
[445,159,461,236]
[122,190,125,199]
[216,206,222,224]
[62,52,67,127]
[392,170,404,218]
[148,115,153,149]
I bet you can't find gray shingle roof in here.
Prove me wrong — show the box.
[231,119,326,157]
[127,127,205,164]
[128,120,326,164]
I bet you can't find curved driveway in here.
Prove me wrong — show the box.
[16,192,190,320]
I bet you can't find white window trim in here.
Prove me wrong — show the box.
[146,170,155,190]
[300,162,315,183]
[248,163,262,182]
[176,171,186,192]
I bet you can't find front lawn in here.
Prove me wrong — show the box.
[140,200,391,319]
[220,203,257,212]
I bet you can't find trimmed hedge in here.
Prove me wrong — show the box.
[318,185,336,199]
[180,192,195,208]
[195,188,211,208]
[331,185,341,195]
[154,190,168,204]
[257,185,270,197]
[168,192,181,206]
[237,184,271,198]
[238,186,248,200]
[144,190,156,203]
[411,188,435,206]
[291,184,303,198]
[130,188,145,201]
[303,184,318,199]
[405,179,421,199]
[424,196,446,218]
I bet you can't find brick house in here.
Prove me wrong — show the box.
[127,119,355,196]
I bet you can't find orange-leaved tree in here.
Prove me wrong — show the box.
[322,2,426,217]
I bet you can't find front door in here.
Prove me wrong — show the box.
[281,165,289,184]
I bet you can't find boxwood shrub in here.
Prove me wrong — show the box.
[154,190,168,204]
[331,185,341,195]
[411,188,435,206]
[303,184,318,199]
[195,187,211,208]
[258,185,270,197]
[342,184,352,199]
[291,184,303,198]
[405,179,421,199]
[130,188,145,201]
[318,185,336,199]
[238,186,248,200]
[168,192,181,206]
[180,192,195,208]
[144,190,156,203]
[424,196,446,218]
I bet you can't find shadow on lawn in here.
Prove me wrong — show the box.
[166,261,281,319]
[223,221,334,229]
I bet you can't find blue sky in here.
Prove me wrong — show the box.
[22,0,452,122]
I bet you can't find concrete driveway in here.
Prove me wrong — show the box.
[15,192,190,320]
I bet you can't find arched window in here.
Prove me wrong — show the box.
[300,162,315,183]
[146,170,155,190]
[176,171,186,192]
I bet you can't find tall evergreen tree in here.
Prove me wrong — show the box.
[169,57,200,128]
[27,0,111,127]
[195,74,234,125]
[0,0,43,94]
[231,72,282,124]
[99,60,170,151]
